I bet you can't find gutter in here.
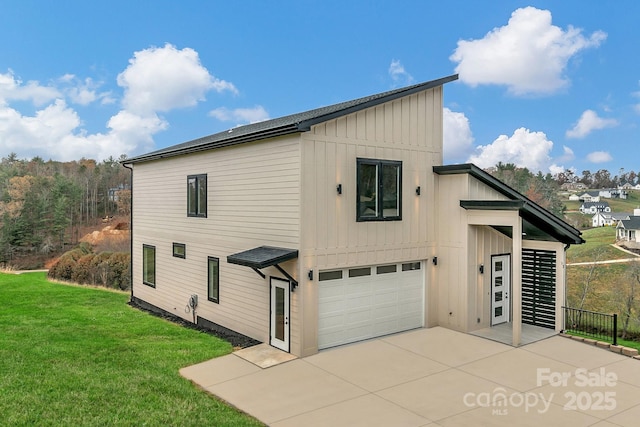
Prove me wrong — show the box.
[124,123,301,164]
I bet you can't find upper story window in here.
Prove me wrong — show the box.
[187,174,207,217]
[356,158,402,221]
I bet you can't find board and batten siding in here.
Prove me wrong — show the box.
[434,173,511,331]
[131,136,301,344]
[298,87,443,355]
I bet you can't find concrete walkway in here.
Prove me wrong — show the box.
[180,327,640,426]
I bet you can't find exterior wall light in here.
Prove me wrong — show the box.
[416,186,421,196]
[336,184,342,195]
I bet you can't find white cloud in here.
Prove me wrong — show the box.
[566,109,618,138]
[468,127,555,172]
[586,151,612,163]
[209,105,270,124]
[549,164,566,175]
[0,44,240,161]
[0,71,60,106]
[117,43,237,115]
[59,75,113,106]
[557,145,575,163]
[443,107,474,163]
[450,7,606,95]
[388,59,414,86]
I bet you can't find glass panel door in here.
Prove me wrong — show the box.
[491,255,510,325]
[270,278,290,352]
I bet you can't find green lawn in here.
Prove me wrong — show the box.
[0,272,263,427]
[566,226,630,264]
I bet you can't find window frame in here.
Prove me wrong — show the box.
[172,243,186,259]
[207,256,219,304]
[187,174,207,218]
[356,158,402,222]
[142,244,156,287]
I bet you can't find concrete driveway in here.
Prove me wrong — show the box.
[180,327,640,426]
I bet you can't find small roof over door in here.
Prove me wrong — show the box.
[227,246,298,269]
[227,246,299,289]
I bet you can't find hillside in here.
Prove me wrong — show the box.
[566,227,640,339]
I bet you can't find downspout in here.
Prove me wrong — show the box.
[122,162,134,302]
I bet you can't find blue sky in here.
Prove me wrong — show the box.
[0,1,638,176]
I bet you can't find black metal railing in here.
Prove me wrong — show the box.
[563,306,617,345]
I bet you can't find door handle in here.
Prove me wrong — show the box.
[285,317,289,325]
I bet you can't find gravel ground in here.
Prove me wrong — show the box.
[128,299,261,349]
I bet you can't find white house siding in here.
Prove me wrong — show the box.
[467,226,512,332]
[131,136,301,345]
[297,87,442,356]
[434,174,511,332]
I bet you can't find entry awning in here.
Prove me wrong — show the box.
[227,246,299,289]
[459,200,582,244]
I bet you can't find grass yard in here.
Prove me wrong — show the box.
[566,226,629,264]
[0,272,263,427]
[566,227,640,340]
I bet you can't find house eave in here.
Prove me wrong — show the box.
[438,163,584,245]
[122,74,459,166]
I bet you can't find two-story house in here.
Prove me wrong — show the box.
[122,75,583,357]
[579,201,611,215]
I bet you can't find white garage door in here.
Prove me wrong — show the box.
[318,261,424,350]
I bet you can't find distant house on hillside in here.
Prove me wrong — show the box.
[561,182,586,191]
[579,201,610,215]
[617,212,640,248]
[600,188,627,199]
[568,194,580,201]
[592,212,631,227]
[578,191,600,202]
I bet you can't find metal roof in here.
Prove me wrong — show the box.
[123,74,458,164]
[434,163,584,245]
[227,246,298,269]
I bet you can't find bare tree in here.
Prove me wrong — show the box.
[619,261,640,339]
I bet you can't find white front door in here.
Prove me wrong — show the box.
[491,255,510,326]
[270,277,290,352]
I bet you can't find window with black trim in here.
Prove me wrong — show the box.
[402,262,421,271]
[173,243,186,258]
[208,257,219,303]
[319,270,343,281]
[142,244,156,287]
[357,158,402,221]
[187,174,207,217]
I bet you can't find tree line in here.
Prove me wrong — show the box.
[554,167,639,189]
[0,153,131,267]
[0,152,632,267]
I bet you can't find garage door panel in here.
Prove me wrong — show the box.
[318,262,425,349]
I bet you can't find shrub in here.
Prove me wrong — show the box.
[71,254,95,284]
[108,252,131,290]
[48,244,130,290]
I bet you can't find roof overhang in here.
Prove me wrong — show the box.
[435,163,584,245]
[227,246,299,289]
[460,200,575,242]
[122,74,458,165]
